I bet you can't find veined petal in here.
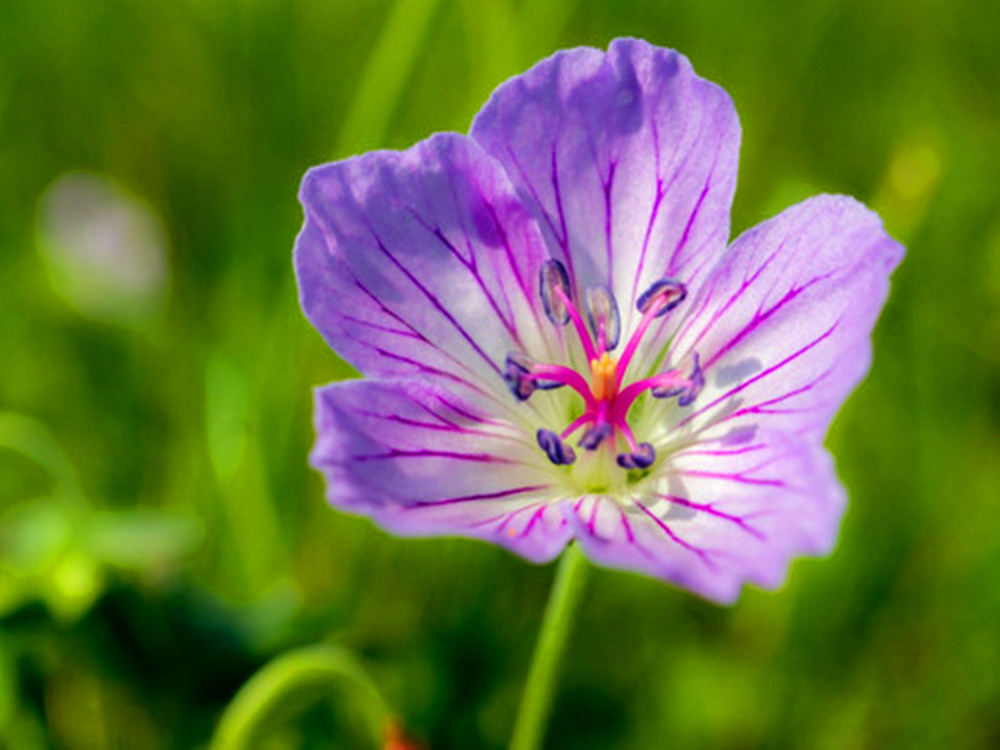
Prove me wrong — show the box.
[295,133,558,403]
[471,38,740,331]
[663,195,904,442]
[568,430,844,603]
[311,379,572,563]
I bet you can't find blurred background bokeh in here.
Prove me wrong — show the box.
[1,0,998,747]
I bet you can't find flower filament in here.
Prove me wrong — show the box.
[504,259,703,471]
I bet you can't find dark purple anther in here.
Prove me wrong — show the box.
[540,259,572,326]
[652,351,703,406]
[578,422,613,450]
[616,442,656,470]
[637,278,687,317]
[537,428,576,465]
[504,352,535,401]
[504,352,563,399]
[585,285,621,350]
[677,351,704,406]
[651,383,684,399]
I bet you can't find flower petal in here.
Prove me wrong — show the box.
[568,429,844,603]
[471,38,740,330]
[664,195,904,442]
[311,379,572,563]
[295,133,557,402]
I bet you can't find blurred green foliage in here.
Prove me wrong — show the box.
[1,0,999,747]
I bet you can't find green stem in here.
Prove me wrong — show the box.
[211,644,390,750]
[510,543,590,750]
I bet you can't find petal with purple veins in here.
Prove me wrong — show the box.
[664,195,904,441]
[295,133,558,402]
[311,379,572,563]
[568,430,844,603]
[471,38,741,332]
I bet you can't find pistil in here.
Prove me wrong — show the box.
[589,352,618,402]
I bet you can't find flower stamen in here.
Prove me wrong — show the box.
[578,422,613,450]
[651,351,704,406]
[560,413,595,440]
[553,285,598,363]
[539,259,572,326]
[616,442,656,470]
[517,272,699,471]
[537,428,576,466]
[585,285,621,352]
[617,278,687,387]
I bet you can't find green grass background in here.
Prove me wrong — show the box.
[1,0,998,747]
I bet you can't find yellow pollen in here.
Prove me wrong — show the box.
[590,352,619,402]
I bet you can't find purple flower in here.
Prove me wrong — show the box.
[295,39,903,603]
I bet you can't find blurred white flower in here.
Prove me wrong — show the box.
[36,171,169,327]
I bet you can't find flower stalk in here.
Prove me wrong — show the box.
[510,543,590,750]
